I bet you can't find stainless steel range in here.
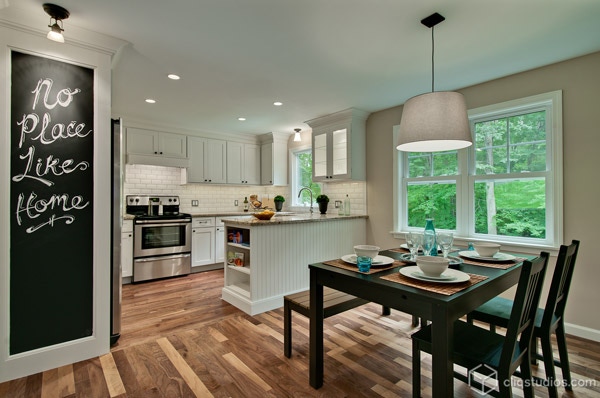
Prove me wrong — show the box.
[126,195,191,282]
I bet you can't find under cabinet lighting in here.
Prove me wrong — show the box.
[145,99,156,104]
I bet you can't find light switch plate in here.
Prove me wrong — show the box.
[192,200,199,206]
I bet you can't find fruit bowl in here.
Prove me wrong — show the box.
[252,210,275,220]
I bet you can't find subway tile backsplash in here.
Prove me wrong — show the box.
[124,164,366,214]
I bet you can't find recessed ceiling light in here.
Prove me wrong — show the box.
[238,117,246,121]
[273,101,283,106]
[167,74,180,80]
[145,99,156,104]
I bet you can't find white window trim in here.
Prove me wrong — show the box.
[392,90,563,253]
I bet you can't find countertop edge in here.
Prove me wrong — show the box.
[221,214,368,226]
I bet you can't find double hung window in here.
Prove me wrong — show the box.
[395,91,562,248]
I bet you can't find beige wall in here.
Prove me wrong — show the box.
[365,51,600,336]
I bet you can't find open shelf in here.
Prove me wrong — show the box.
[227,242,250,250]
[228,265,250,275]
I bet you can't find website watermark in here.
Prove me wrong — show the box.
[468,364,598,395]
[503,378,598,388]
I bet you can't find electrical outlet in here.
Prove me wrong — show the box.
[192,200,199,206]
[334,200,342,209]
[234,200,239,206]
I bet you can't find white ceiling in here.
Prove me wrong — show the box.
[4,0,600,137]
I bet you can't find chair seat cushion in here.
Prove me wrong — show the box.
[471,297,555,331]
[412,321,525,370]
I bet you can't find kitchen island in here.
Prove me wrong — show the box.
[221,213,367,315]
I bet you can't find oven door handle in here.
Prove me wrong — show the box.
[134,253,191,262]
[135,220,191,227]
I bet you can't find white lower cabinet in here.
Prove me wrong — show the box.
[192,217,215,267]
[121,220,133,279]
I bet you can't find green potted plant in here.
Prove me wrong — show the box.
[274,195,285,212]
[316,194,329,214]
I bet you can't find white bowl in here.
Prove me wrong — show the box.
[473,242,501,257]
[416,256,449,277]
[354,245,380,259]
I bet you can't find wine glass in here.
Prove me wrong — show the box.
[422,231,436,256]
[406,232,423,261]
[437,232,454,258]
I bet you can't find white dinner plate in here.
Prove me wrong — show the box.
[399,266,471,284]
[458,251,516,262]
[341,254,395,267]
[398,253,463,266]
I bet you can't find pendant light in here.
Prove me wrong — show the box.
[43,3,69,43]
[396,12,472,152]
[293,128,302,142]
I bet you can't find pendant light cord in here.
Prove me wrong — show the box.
[431,25,435,93]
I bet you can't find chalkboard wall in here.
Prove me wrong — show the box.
[10,51,94,354]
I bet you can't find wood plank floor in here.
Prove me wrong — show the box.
[2,269,599,397]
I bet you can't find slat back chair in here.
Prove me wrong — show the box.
[412,252,549,398]
[467,240,580,398]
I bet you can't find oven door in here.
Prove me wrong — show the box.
[134,218,191,258]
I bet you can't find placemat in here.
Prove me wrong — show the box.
[322,259,407,274]
[379,272,488,295]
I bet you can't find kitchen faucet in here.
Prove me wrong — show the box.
[298,187,314,214]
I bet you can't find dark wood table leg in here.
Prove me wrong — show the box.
[309,269,324,389]
[431,305,454,397]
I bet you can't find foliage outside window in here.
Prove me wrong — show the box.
[396,91,562,248]
[292,148,321,206]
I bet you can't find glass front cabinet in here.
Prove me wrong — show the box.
[307,108,369,182]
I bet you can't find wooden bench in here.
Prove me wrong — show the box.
[284,287,392,358]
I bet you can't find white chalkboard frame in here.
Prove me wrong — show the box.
[0,27,113,382]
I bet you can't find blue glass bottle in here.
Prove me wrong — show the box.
[424,218,437,256]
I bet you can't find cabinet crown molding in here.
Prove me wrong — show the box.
[304,108,370,129]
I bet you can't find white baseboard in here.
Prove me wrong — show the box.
[564,322,600,342]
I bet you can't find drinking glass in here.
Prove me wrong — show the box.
[406,232,423,261]
[357,256,372,272]
[422,231,436,256]
[437,232,454,258]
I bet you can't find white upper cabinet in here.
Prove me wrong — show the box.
[126,127,189,167]
[306,108,369,182]
[187,137,227,183]
[227,142,260,184]
[260,132,289,185]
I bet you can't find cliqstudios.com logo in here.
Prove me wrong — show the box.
[468,363,598,395]
[468,364,498,395]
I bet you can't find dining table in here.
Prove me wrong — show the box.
[308,248,532,397]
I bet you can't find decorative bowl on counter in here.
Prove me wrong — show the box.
[252,210,275,220]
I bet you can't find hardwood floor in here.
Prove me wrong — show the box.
[2,270,600,397]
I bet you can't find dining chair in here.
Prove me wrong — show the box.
[466,240,580,398]
[412,252,549,398]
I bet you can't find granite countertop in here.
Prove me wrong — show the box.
[220,213,368,226]
[123,212,367,225]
